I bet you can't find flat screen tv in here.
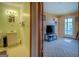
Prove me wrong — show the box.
[46,25,55,34]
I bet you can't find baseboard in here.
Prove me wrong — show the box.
[63,36,76,39]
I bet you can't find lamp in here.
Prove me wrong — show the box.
[5,9,17,16]
[5,9,17,22]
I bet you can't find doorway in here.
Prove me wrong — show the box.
[42,2,78,57]
[0,2,30,57]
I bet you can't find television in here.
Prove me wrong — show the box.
[46,25,55,34]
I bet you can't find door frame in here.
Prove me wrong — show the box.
[38,2,43,57]
[30,2,43,57]
[30,2,32,57]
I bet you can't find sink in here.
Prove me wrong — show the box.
[7,31,16,33]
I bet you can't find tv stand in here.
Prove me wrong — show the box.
[44,33,57,42]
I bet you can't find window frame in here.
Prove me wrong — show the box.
[64,17,73,36]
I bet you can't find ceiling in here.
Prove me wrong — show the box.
[2,2,29,8]
[44,2,78,16]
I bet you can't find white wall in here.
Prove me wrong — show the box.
[43,16,58,39]
[43,20,55,34]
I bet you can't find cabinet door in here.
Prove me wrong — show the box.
[7,33,17,47]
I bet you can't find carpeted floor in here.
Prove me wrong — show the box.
[43,38,78,57]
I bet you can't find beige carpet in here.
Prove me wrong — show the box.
[43,38,78,57]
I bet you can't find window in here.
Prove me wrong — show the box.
[64,18,73,35]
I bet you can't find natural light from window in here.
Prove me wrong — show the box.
[64,18,73,35]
